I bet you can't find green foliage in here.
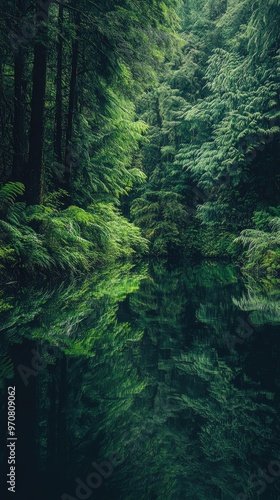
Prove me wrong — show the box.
[0,0,179,274]
[0,184,148,275]
[131,190,189,256]
[131,0,280,264]
[71,103,148,205]
[0,182,25,211]
[1,1,280,271]
[252,207,280,230]
[236,217,280,275]
[197,226,236,258]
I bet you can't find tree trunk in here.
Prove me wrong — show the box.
[25,0,51,205]
[65,12,80,188]
[12,47,26,182]
[54,3,64,167]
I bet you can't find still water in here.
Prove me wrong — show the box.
[0,262,280,500]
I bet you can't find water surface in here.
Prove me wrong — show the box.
[1,262,280,499]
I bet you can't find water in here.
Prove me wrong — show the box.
[0,261,280,499]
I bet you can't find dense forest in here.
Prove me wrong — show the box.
[0,0,280,277]
[1,4,280,498]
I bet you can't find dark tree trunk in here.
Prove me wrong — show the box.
[54,3,64,167]
[25,0,51,205]
[12,45,26,182]
[65,13,80,188]
[0,60,9,181]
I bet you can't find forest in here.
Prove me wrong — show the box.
[0,0,280,277]
[1,3,280,499]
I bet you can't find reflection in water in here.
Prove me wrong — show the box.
[0,262,280,499]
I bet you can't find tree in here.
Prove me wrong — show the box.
[25,0,52,204]
[12,0,27,183]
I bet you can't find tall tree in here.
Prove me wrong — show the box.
[12,0,27,183]
[25,0,52,204]
[64,10,80,189]
[54,3,64,167]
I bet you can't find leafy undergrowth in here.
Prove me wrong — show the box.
[0,183,148,277]
[236,214,280,279]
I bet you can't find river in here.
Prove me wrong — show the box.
[0,261,280,499]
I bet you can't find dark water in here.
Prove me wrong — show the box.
[1,262,280,500]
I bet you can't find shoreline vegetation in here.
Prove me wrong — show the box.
[0,1,280,282]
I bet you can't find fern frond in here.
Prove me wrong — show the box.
[0,182,25,211]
